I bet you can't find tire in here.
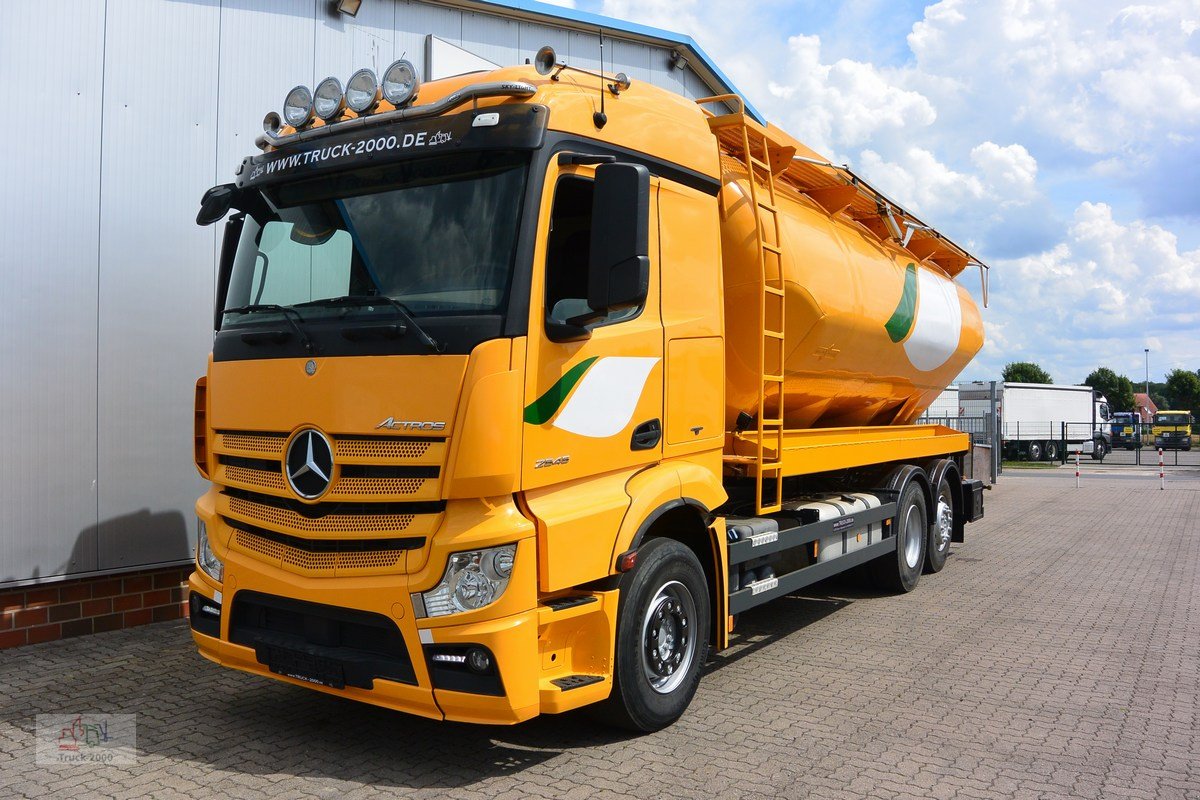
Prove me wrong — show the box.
[1044,440,1060,462]
[1091,439,1105,461]
[925,474,955,573]
[869,481,927,593]
[599,537,711,732]
[1027,441,1043,462]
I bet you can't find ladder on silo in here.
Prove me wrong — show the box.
[699,96,789,514]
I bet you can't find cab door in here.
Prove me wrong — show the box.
[521,160,663,491]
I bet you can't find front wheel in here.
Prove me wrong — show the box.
[600,538,710,732]
[1091,439,1106,461]
[1028,441,1043,462]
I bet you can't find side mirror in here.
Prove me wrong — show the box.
[587,163,650,314]
[197,183,239,226]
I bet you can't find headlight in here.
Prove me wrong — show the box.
[418,544,516,617]
[196,519,224,583]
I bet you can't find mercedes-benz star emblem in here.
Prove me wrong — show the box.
[285,429,334,499]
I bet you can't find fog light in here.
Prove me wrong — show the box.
[467,647,491,673]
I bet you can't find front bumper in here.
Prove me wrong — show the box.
[189,550,542,724]
[189,493,617,724]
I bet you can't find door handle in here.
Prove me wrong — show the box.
[631,419,661,451]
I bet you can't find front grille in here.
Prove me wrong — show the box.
[228,519,420,576]
[214,430,443,501]
[220,431,288,457]
[335,437,434,460]
[225,464,286,492]
[230,590,417,689]
[228,494,417,533]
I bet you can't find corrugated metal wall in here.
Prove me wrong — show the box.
[0,0,725,587]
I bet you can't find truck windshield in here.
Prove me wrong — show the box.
[222,151,528,323]
[1155,414,1191,426]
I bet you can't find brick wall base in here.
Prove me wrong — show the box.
[0,565,192,649]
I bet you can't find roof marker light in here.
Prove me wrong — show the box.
[313,76,346,121]
[346,68,381,114]
[382,59,420,107]
[282,85,314,129]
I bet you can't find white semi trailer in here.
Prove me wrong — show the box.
[959,382,1111,461]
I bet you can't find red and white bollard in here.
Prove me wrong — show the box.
[1159,448,1165,490]
[1075,450,1080,488]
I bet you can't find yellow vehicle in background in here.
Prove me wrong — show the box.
[1153,411,1194,451]
[188,51,988,731]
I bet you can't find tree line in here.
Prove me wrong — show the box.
[1001,362,1200,417]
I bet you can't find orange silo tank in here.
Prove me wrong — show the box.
[719,156,984,431]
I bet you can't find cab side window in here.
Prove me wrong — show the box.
[544,176,639,327]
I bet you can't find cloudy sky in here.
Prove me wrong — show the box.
[550,0,1199,385]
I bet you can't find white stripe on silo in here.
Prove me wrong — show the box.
[904,268,963,372]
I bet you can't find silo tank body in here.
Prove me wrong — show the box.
[719,158,985,430]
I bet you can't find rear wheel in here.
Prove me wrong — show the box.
[869,481,927,593]
[925,475,955,573]
[1027,441,1043,462]
[600,538,710,732]
[1044,440,1060,462]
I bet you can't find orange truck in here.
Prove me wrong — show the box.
[189,50,988,731]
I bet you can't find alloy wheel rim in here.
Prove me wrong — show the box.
[640,580,697,694]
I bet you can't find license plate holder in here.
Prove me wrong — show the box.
[267,646,345,689]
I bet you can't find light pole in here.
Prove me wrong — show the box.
[1144,348,1149,398]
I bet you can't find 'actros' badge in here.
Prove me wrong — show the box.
[375,417,446,431]
[285,429,334,499]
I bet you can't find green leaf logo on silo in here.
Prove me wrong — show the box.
[885,263,918,343]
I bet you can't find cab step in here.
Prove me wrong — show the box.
[551,674,605,691]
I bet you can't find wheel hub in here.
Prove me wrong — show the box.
[936,499,953,549]
[641,581,697,694]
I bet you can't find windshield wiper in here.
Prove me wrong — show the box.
[223,304,315,354]
[295,295,442,353]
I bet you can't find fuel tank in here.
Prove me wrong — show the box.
[719,157,984,430]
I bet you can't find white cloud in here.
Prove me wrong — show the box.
[767,34,937,159]
[906,0,1200,158]
[975,203,1200,381]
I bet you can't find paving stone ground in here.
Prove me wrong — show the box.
[2,470,1198,799]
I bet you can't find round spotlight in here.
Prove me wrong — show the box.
[466,648,492,673]
[262,111,282,135]
[382,59,420,107]
[313,76,346,121]
[346,68,381,114]
[534,45,558,76]
[282,85,314,129]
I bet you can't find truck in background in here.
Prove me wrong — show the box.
[186,49,989,731]
[921,385,961,419]
[1153,410,1194,451]
[960,382,1110,461]
[1109,411,1142,450]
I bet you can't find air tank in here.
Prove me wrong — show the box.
[719,157,984,430]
